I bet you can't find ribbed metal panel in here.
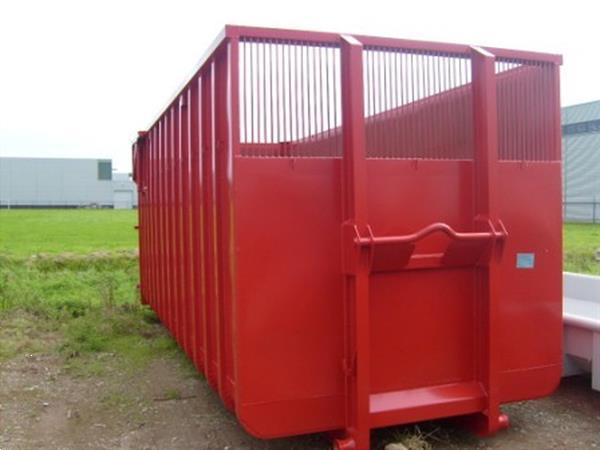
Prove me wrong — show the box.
[564,132,600,199]
[563,131,600,221]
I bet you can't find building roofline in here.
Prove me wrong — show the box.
[0,156,112,161]
[562,99,600,109]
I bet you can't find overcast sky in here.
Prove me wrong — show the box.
[1,0,598,172]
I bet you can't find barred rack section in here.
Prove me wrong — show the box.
[495,59,560,161]
[237,39,560,162]
[362,48,474,159]
[239,38,343,157]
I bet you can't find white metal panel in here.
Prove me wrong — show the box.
[563,272,600,391]
[113,190,133,209]
[0,157,113,207]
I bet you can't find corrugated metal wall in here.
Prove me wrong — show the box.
[562,100,600,223]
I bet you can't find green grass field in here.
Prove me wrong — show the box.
[0,209,181,369]
[0,209,137,256]
[563,223,600,275]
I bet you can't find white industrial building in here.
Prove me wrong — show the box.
[562,101,600,222]
[0,157,137,209]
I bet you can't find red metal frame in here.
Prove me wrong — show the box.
[133,25,563,450]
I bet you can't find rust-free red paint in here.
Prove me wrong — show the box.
[132,25,563,450]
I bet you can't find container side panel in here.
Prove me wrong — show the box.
[494,58,562,401]
[234,157,345,437]
[214,46,236,408]
[496,163,563,401]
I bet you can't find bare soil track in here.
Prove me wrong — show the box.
[1,346,599,450]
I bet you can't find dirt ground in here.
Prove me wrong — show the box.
[1,346,599,450]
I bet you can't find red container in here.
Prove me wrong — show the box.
[132,26,563,450]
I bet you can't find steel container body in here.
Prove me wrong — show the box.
[132,25,563,449]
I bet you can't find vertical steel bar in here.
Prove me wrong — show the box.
[364,49,371,155]
[214,46,233,408]
[227,36,241,406]
[410,52,417,159]
[277,42,283,145]
[147,131,154,308]
[156,121,164,321]
[470,45,506,434]
[325,45,332,155]
[164,112,174,332]
[399,51,406,158]
[160,118,168,324]
[317,45,324,154]
[335,34,370,450]
[294,43,301,154]
[288,43,294,148]
[378,49,385,157]
[383,49,389,157]
[190,75,204,371]
[201,66,216,387]
[149,132,155,307]
[302,42,308,147]
[181,91,193,360]
[172,105,182,344]
[309,45,316,152]
[261,40,266,145]
[551,63,562,162]
[159,120,167,323]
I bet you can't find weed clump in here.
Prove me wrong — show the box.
[0,251,179,372]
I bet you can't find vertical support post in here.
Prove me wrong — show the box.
[201,65,217,390]
[469,46,508,435]
[335,35,371,450]
[593,332,600,392]
[181,91,193,360]
[133,133,148,304]
[227,35,241,408]
[189,76,205,372]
